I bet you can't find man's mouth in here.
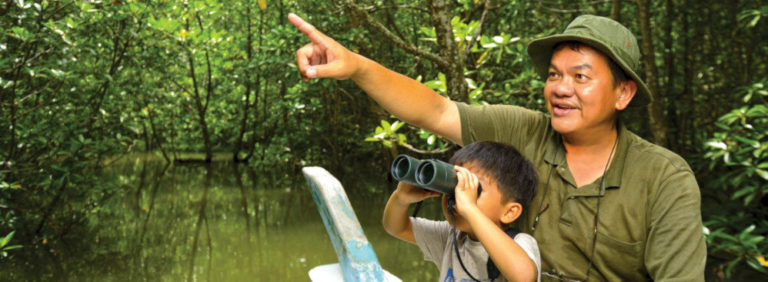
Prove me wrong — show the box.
[552,102,577,116]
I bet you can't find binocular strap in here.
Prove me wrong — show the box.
[449,199,520,282]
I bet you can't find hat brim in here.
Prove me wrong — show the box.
[527,34,652,107]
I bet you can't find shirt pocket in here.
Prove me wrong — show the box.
[559,195,646,280]
[594,230,645,279]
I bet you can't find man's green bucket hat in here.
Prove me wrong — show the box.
[528,15,653,107]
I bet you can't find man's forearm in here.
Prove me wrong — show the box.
[351,55,461,144]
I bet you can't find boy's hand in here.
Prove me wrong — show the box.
[289,13,362,81]
[453,166,481,217]
[394,182,441,206]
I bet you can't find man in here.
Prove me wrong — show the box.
[290,12,706,281]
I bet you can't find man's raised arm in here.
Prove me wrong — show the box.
[289,13,462,145]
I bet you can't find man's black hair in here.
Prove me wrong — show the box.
[449,141,537,209]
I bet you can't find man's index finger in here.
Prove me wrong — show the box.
[288,13,327,47]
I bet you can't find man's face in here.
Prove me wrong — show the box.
[544,44,627,136]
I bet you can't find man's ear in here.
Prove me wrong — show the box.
[615,80,637,111]
[500,202,523,225]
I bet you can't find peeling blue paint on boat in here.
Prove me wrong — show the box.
[302,167,386,281]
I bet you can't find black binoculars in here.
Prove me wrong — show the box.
[390,154,482,195]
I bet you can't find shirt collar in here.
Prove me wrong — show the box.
[543,127,563,166]
[543,122,631,189]
[604,122,630,189]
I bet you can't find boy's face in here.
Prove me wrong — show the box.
[442,162,513,236]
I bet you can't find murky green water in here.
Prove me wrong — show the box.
[1,155,444,281]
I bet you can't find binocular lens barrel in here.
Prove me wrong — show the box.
[415,160,457,194]
[390,155,422,186]
[390,154,483,196]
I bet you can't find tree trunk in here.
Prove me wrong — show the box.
[185,45,213,162]
[235,3,254,162]
[428,0,469,102]
[680,0,694,156]
[610,0,621,21]
[663,0,679,152]
[343,0,469,102]
[636,0,668,147]
[184,11,213,162]
[147,108,171,163]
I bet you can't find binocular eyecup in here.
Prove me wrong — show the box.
[390,154,482,195]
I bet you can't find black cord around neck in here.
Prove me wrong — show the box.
[448,198,482,282]
[532,133,620,280]
[532,147,559,232]
[585,134,619,280]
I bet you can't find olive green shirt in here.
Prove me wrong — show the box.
[457,102,706,281]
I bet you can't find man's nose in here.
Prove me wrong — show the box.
[552,77,575,97]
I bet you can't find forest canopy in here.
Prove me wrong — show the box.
[0,0,766,280]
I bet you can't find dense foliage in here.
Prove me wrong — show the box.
[1,0,766,279]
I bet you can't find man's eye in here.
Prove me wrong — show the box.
[547,72,559,79]
[575,74,588,80]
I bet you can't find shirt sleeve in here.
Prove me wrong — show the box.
[514,233,542,282]
[644,169,707,281]
[455,102,549,149]
[411,217,451,263]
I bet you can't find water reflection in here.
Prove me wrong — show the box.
[1,155,440,281]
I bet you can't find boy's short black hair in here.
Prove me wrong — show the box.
[449,141,537,209]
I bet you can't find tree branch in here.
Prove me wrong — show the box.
[361,4,429,14]
[343,0,450,69]
[536,0,616,13]
[399,142,455,155]
[463,0,491,58]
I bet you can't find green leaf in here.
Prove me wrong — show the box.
[732,186,753,200]
[735,135,759,148]
[465,78,477,89]
[381,120,392,135]
[705,141,727,150]
[743,92,753,102]
[391,121,404,132]
[756,169,768,180]
[741,225,756,237]
[746,257,768,274]
[743,235,764,247]
[725,259,740,278]
[16,0,31,9]
[11,27,33,41]
[50,69,65,77]
[51,164,67,172]
[0,231,13,247]
[2,245,22,251]
[746,105,768,117]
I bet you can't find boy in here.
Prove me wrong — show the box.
[382,141,540,281]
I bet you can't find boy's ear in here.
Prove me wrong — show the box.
[500,202,523,225]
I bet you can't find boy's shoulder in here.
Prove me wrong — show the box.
[512,231,542,280]
[512,231,537,247]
